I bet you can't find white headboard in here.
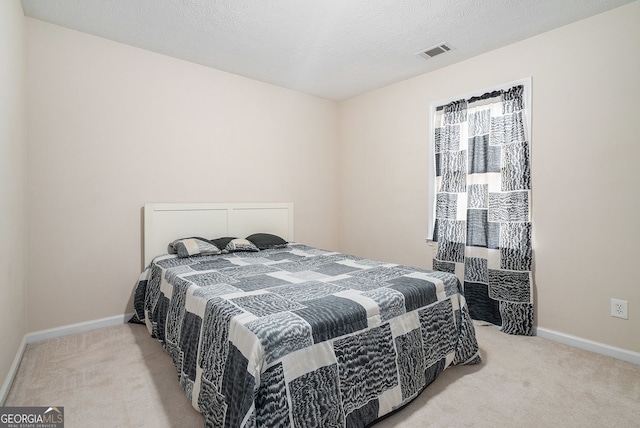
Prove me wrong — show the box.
[143,202,294,266]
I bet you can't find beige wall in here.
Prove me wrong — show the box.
[337,2,640,352]
[0,0,26,393]
[25,19,338,332]
[20,2,640,354]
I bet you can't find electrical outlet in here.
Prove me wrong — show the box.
[611,299,628,319]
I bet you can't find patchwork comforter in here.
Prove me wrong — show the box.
[133,244,480,427]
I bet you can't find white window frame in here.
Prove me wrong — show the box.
[426,77,532,241]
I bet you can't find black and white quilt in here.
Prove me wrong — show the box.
[133,243,481,428]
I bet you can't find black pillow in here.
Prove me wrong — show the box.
[246,233,288,250]
[210,237,236,250]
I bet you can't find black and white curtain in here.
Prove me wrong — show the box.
[432,85,533,335]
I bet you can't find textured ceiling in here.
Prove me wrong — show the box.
[20,0,634,101]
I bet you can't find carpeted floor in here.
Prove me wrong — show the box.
[5,323,640,427]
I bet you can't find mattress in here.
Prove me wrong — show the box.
[133,243,480,427]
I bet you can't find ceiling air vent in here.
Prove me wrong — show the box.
[418,43,453,59]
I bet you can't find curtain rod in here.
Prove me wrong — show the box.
[435,85,522,111]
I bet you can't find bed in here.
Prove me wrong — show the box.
[133,203,480,427]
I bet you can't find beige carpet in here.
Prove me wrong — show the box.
[5,323,640,427]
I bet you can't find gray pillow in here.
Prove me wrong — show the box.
[170,238,222,258]
[225,238,259,253]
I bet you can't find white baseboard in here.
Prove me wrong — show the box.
[24,313,135,344]
[535,327,640,365]
[0,313,135,405]
[0,335,27,406]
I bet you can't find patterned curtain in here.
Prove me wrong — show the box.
[432,85,533,335]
